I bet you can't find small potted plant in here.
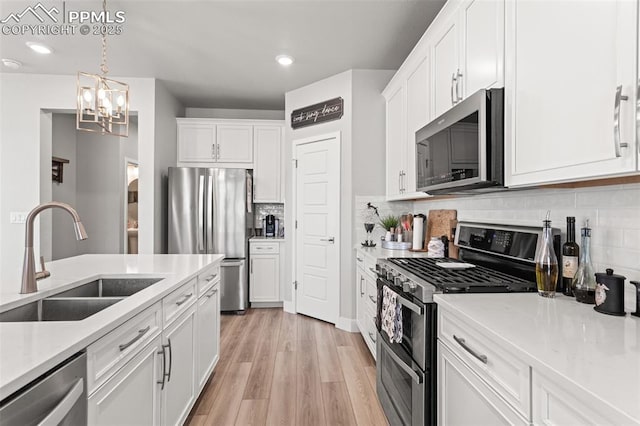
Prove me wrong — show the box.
[379,215,399,241]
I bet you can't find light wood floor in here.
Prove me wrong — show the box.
[186,308,388,426]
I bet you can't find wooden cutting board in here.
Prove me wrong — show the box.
[424,210,457,252]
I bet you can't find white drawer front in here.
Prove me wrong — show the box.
[439,308,531,419]
[197,264,220,297]
[87,302,161,394]
[163,279,197,327]
[250,242,279,254]
[364,257,378,279]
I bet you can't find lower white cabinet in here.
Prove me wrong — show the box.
[437,341,528,426]
[88,336,162,426]
[354,250,377,359]
[249,241,282,304]
[161,303,197,426]
[196,284,220,392]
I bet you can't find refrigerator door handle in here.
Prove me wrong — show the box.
[207,174,214,252]
[198,175,205,252]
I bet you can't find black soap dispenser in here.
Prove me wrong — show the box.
[594,269,626,316]
[631,281,640,318]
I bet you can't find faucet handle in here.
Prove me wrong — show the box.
[35,256,51,281]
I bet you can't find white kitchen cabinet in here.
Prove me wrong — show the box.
[505,0,638,186]
[196,283,220,393]
[354,250,377,359]
[355,261,367,336]
[437,342,528,426]
[177,120,216,163]
[250,253,280,303]
[432,16,460,118]
[161,302,197,426]
[253,125,283,203]
[216,124,254,163]
[385,83,407,198]
[88,336,162,426]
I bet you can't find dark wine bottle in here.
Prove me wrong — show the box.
[562,217,579,296]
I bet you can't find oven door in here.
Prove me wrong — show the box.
[377,332,426,426]
[376,278,428,371]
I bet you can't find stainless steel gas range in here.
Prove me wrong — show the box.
[374,222,560,426]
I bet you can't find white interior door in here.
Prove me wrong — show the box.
[295,135,340,324]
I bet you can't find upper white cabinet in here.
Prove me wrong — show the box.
[505,0,638,186]
[253,125,284,203]
[177,121,216,162]
[432,17,460,118]
[385,84,406,198]
[216,124,254,163]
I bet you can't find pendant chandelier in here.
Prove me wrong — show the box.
[76,0,129,137]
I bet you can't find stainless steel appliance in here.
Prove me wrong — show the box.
[375,222,557,426]
[415,88,504,195]
[0,352,87,425]
[168,167,252,312]
[263,215,277,238]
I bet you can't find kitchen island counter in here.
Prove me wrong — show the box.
[0,253,223,401]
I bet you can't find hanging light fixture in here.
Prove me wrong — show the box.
[76,0,129,137]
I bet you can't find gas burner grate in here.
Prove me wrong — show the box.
[388,257,533,290]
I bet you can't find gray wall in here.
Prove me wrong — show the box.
[154,81,184,253]
[185,107,284,120]
[51,114,79,260]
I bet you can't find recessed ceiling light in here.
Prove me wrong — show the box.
[276,55,294,66]
[2,59,22,69]
[26,42,53,54]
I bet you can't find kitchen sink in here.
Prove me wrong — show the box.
[0,297,123,322]
[0,277,164,322]
[52,278,163,298]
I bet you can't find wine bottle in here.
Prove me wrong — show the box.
[535,211,559,298]
[562,217,579,296]
[573,220,596,304]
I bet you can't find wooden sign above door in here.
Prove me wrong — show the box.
[291,97,344,129]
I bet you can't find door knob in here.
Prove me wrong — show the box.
[320,237,335,243]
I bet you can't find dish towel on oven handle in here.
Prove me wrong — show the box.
[381,285,403,343]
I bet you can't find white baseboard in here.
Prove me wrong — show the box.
[250,302,283,309]
[335,316,359,333]
[283,300,296,314]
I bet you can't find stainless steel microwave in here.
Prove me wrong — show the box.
[415,88,504,194]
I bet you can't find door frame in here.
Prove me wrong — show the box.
[123,157,139,254]
[291,131,341,318]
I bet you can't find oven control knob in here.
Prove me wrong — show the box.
[408,282,418,293]
[394,276,406,287]
[386,270,395,281]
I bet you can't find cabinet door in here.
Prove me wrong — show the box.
[507,0,637,186]
[178,122,216,162]
[196,285,220,393]
[88,337,162,426]
[249,254,280,302]
[405,54,431,194]
[355,265,367,335]
[385,84,405,198]
[432,18,460,118]
[253,126,283,203]
[460,0,504,97]
[162,305,197,426]
[438,342,529,426]
[216,124,254,163]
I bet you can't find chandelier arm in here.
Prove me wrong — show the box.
[100,0,108,75]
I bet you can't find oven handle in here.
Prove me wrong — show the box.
[383,283,423,315]
[380,335,423,384]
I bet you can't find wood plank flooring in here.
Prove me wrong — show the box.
[187,309,388,426]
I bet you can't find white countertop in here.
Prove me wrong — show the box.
[250,236,286,242]
[435,293,640,423]
[0,254,223,401]
[354,244,431,260]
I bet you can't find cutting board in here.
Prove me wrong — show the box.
[424,210,457,252]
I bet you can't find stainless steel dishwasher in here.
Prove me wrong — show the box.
[0,352,87,426]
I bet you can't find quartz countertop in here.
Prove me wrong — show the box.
[250,236,286,242]
[0,254,223,401]
[435,293,640,423]
[354,244,431,261]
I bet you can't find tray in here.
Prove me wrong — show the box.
[381,241,412,250]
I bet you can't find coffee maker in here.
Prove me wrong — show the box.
[263,215,278,238]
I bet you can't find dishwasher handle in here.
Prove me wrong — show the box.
[37,378,84,426]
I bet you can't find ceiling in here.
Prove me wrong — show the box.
[0,1,446,109]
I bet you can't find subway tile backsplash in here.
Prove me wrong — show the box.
[412,182,640,311]
[354,196,413,244]
[254,203,284,230]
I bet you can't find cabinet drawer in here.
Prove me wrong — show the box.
[439,308,531,419]
[87,302,161,394]
[197,264,220,297]
[250,242,279,254]
[163,279,197,327]
[364,257,378,279]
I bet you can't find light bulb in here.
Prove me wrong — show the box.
[83,89,93,103]
[98,88,105,99]
[103,98,112,115]
[116,95,125,107]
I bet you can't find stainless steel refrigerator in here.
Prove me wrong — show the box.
[168,167,252,312]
